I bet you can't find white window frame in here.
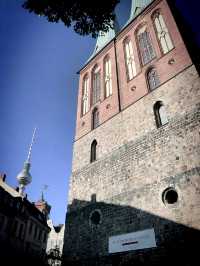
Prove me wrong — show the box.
[82,76,89,115]
[104,57,112,98]
[124,39,136,80]
[154,12,174,54]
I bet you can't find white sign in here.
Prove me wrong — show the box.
[109,228,156,254]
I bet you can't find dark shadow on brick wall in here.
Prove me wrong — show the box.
[62,196,200,266]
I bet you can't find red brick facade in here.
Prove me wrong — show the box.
[75,0,192,140]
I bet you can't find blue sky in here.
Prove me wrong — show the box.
[0,0,198,225]
[0,0,131,225]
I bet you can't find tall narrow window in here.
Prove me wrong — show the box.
[0,216,5,231]
[43,232,47,243]
[34,226,37,239]
[137,26,155,65]
[153,12,174,54]
[154,101,168,128]
[19,223,24,240]
[82,75,89,115]
[147,68,160,91]
[104,57,112,97]
[29,222,33,235]
[92,66,101,105]
[92,108,99,130]
[12,220,18,236]
[124,38,136,80]
[90,140,97,163]
[38,229,42,241]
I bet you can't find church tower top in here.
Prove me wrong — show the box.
[125,0,154,26]
[87,18,119,63]
[83,1,154,68]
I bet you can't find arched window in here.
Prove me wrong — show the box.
[154,101,168,128]
[153,11,174,54]
[0,215,5,231]
[92,65,101,105]
[104,57,112,98]
[82,75,89,115]
[124,38,136,80]
[137,25,155,65]
[147,68,160,91]
[90,140,97,163]
[92,108,99,130]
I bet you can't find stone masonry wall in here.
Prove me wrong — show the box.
[63,0,200,263]
[72,65,199,172]
[64,163,200,264]
[63,65,200,264]
[69,102,200,226]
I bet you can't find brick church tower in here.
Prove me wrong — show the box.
[63,0,200,265]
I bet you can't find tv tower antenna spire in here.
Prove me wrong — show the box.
[16,127,37,197]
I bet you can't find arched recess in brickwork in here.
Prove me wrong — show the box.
[146,67,160,91]
[81,73,89,116]
[91,64,101,106]
[90,139,97,163]
[91,107,99,130]
[89,209,102,226]
[153,101,168,128]
[135,22,156,66]
[103,55,112,98]
[123,36,137,81]
[151,9,174,55]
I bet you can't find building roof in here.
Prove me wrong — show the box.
[86,18,120,63]
[125,0,153,26]
[79,0,154,73]
[0,185,49,228]
[54,224,64,233]
[0,176,20,197]
[47,219,64,233]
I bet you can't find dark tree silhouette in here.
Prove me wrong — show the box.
[22,0,120,37]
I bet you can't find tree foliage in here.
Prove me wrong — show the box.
[22,0,120,37]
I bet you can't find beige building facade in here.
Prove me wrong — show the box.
[46,220,65,265]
